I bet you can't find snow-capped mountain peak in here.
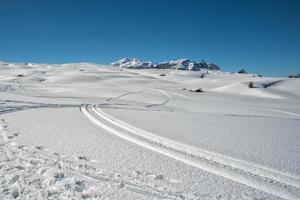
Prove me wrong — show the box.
[111,58,155,69]
[111,58,221,71]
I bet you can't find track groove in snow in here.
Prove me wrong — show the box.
[146,88,172,107]
[80,104,300,200]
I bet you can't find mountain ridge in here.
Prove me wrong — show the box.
[111,58,221,71]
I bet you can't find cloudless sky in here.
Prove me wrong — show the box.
[0,0,299,76]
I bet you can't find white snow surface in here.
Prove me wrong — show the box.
[0,61,299,200]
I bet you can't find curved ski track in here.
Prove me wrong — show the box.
[80,104,300,200]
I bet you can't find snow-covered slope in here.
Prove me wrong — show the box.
[0,61,299,200]
[111,58,221,71]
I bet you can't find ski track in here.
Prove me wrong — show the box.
[146,88,172,107]
[0,100,81,114]
[106,88,148,102]
[259,108,300,118]
[80,104,300,200]
[106,88,172,108]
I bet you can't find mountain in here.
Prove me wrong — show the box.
[111,58,221,71]
[288,73,300,78]
[111,58,155,69]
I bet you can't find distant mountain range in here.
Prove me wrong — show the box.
[288,73,300,78]
[111,58,221,71]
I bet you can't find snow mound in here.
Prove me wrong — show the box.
[213,82,283,99]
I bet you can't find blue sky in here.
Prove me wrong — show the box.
[0,0,299,76]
